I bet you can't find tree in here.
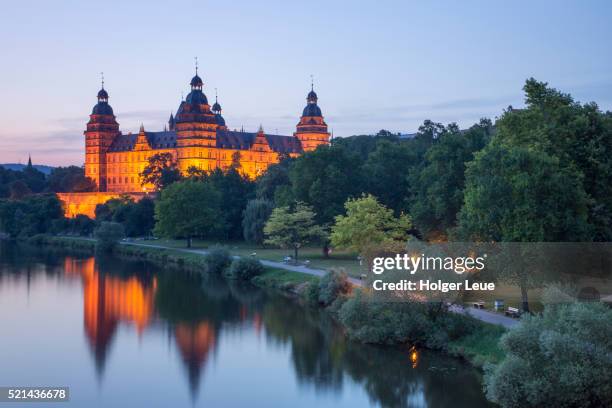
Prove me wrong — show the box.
[140,152,181,190]
[94,221,125,253]
[264,202,327,262]
[154,180,223,247]
[203,168,255,240]
[330,194,412,255]
[255,157,293,205]
[0,166,45,198]
[455,144,591,311]
[409,119,492,239]
[71,214,96,236]
[0,194,63,238]
[9,180,32,199]
[289,145,365,225]
[111,197,155,237]
[484,302,612,408]
[456,144,591,242]
[362,139,415,214]
[47,166,95,192]
[242,198,274,245]
[93,195,133,222]
[495,78,612,241]
[185,165,207,181]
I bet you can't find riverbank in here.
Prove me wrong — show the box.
[26,234,506,367]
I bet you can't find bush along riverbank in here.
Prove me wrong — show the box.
[302,269,506,367]
[28,234,505,369]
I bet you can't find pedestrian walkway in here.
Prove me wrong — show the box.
[121,241,519,328]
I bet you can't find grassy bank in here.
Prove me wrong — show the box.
[30,235,318,288]
[252,267,319,291]
[136,238,365,276]
[31,234,505,368]
[448,322,506,366]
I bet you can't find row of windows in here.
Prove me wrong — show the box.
[94,148,279,163]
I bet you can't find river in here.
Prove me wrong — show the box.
[0,243,492,407]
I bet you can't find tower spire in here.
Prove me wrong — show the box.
[194,56,198,75]
[310,74,314,91]
[101,72,105,89]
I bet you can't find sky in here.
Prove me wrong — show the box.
[0,0,611,166]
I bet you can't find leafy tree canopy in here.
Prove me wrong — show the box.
[331,194,412,254]
[154,180,223,247]
[264,202,327,261]
[140,152,182,190]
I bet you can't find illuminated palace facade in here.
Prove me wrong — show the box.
[85,70,330,193]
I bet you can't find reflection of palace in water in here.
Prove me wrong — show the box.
[62,257,221,395]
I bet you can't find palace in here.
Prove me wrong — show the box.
[85,69,330,193]
[58,69,330,217]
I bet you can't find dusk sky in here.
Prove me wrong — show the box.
[1,0,611,166]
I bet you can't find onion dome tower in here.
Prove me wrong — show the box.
[174,58,219,153]
[84,73,120,191]
[211,89,226,128]
[294,78,330,151]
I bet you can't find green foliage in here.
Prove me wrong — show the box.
[154,180,223,247]
[264,202,327,261]
[316,269,351,307]
[202,168,255,240]
[255,157,294,204]
[51,214,96,236]
[94,196,155,237]
[448,322,506,366]
[0,194,64,238]
[242,198,274,245]
[202,245,232,274]
[484,302,612,408]
[140,152,182,190]
[456,143,591,242]
[111,197,155,237]
[9,180,32,199]
[338,289,482,349]
[0,164,46,198]
[410,119,492,238]
[331,194,412,254]
[226,257,264,280]
[338,290,433,346]
[94,221,125,253]
[495,78,612,241]
[304,281,321,305]
[47,166,95,192]
[362,139,415,213]
[251,267,318,291]
[289,145,365,225]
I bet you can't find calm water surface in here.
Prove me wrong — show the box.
[0,243,492,407]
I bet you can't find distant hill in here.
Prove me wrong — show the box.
[0,163,55,175]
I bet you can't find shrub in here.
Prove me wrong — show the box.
[304,282,321,305]
[203,245,231,274]
[318,269,351,306]
[338,289,468,348]
[227,257,264,280]
[94,221,125,253]
[484,302,612,408]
